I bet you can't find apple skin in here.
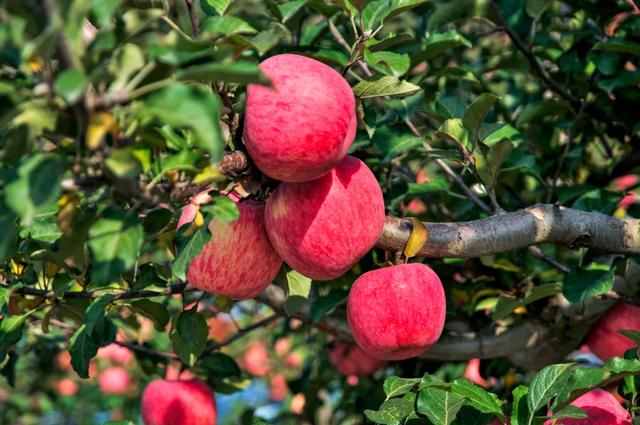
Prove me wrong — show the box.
[188,199,282,300]
[97,343,134,366]
[207,313,236,342]
[329,343,386,376]
[244,53,356,182]
[544,389,631,425]
[265,156,385,280]
[98,366,130,395]
[586,303,640,360]
[141,379,217,425]
[290,393,306,414]
[464,358,496,389]
[347,263,446,360]
[269,374,289,401]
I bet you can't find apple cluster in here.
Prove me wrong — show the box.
[186,53,447,367]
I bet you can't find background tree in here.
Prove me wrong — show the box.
[1,0,640,424]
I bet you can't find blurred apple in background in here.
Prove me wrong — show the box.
[241,341,271,377]
[98,367,131,395]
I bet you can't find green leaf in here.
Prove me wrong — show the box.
[201,15,256,36]
[475,139,514,186]
[278,0,308,23]
[88,208,144,286]
[105,147,143,180]
[552,405,587,421]
[310,288,348,324]
[572,189,622,215]
[414,30,472,62]
[452,406,494,425]
[383,376,420,399]
[417,386,464,425]
[593,39,640,57]
[4,153,65,226]
[84,295,114,337]
[55,69,88,104]
[437,118,471,150]
[69,325,99,378]
[353,76,421,99]
[0,201,18,262]
[171,309,208,365]
[451,379,504,417]
[177,61,267,85]
[200,196,239,222]
[172,226,212,281]
[250,23,289,56]
[364,50,410,77]
[426,0,473,31]
[526,0,550,18]
[372,126,423,163]
[510,385,530,425]
[563,262,615,304]
[129,300,170,331]
[527,363,573,419]
[555,367,605,406]
[284,270,312,316]
[365,392,417,425]
[204,0,233,15]
[143,83,224,162]
[619,330,640,345]
[462,93,499,140]
[200,352,241,378]
[0,315,28,358]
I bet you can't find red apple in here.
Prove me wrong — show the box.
[97,343,134,366]
[241,341,271,376]
[285,352,303,368]
[612,175,639,191]
[207,313,236,342]
[98,366,130,395]
[141,379,217,425]
[290,393,306,414]
[55,351,72,372]
[265,156,385,280]
[244,53,356,182]
[586,303,640,360]
[55,378,78,396]
[329,343,386,376]
[269,374,289,401]
[274,337,292,357]
[347,263,446,360]
[544,389,631,425]
[188,198,282,300]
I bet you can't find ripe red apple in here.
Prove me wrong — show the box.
[265,156,385,280]
[290,393,306,414]
[55,378,78,396]
[274,337,292,357]
[97,343,134,366]
[141,378,217,425]
[55,351,73,372]
[241,341,271,376]
[98,366,130,395]
[586,303,640,360]
[544,389,631,425]
[207,313,236,342]
[244,53,356,182]
[188,198,282,300]
[347,263,446,360]
[329,343,386,376]
[285,352,303,368]
[269,374,289,401]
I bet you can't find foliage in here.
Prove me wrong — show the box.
[1,0,640,424]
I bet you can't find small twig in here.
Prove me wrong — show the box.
[12,283,189,300]
[115,341,178,360]
[528,246,571,273]
[184,0,200,37]
[203,314,281,353]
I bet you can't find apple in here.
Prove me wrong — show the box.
[207,313,236,342]
[188,198,283,300]
[55,378,78,396]
[290,393,306,415]
[241,341,271,376]
[586,303,640,360]
[347,263,446,360]
[544,388,631,425]
[98,366,130,395]
[165,364,195,381]
[274,337,292,357]
[285,352,303,368]
[141,378,217,425]
[55,351,73,371]
[244,53,356,182]
[97,343,134,366]
[269,374,289,401]
[329,343,386,376]
[265,156,385,280]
